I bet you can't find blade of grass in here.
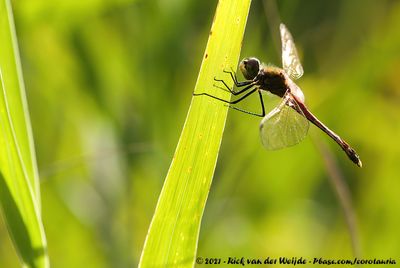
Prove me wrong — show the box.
[315,139,361,259]
[139,0,251,267]
[0,0,48,267]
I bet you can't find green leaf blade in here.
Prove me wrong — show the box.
[0,0,48,267]
[139,0,251,267]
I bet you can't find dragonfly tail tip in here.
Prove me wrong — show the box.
[357,159,362,168]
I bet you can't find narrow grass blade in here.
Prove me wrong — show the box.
[0,0,48,267]
[139,0,252,267]
[316,140,361,258]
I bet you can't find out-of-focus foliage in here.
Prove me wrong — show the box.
[0,0,399,266]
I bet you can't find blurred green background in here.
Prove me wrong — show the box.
[1,0,399,267]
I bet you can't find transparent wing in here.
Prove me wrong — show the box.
[280,23,304,80]
[259,93,309,150]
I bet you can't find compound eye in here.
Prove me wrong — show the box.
[239,57,260,80]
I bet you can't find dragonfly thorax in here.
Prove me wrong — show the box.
[257,66,288,98]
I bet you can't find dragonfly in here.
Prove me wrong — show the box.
[194,23,362,167]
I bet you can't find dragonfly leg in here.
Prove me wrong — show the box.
[223,68,251,87]
[213,77,254,95]
[194,88,266,118]
[210,80,255,96]
[194,87,257,104]
[258,90,266,117]
[227,91,265,117]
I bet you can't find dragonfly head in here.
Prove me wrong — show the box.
[239,57,260,80]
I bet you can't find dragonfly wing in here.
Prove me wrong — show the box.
[259,94,309,150]
[280,23,304,80]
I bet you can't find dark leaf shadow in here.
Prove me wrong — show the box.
[0,171,46,267]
